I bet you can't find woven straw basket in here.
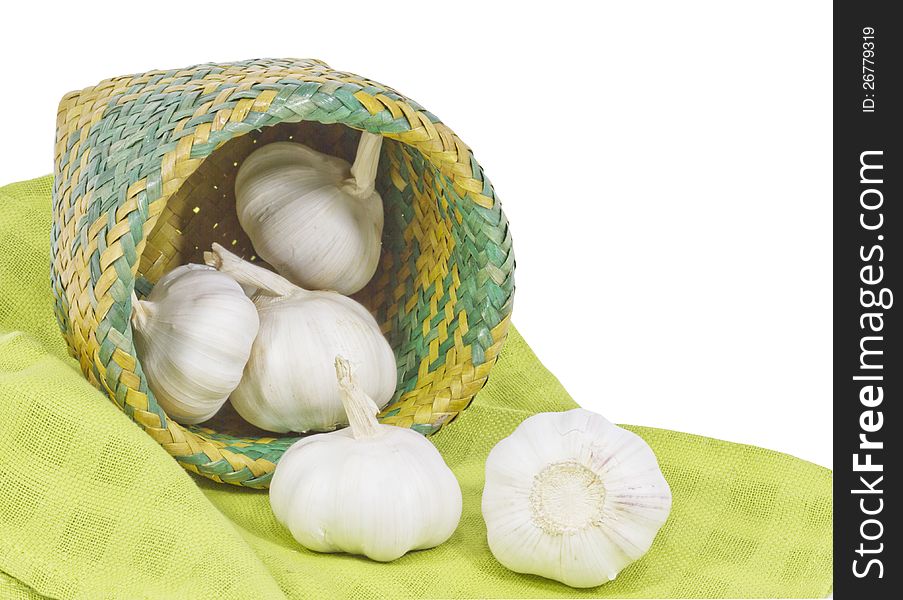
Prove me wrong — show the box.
[50,58,514,488]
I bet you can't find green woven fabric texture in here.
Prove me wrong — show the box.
[1,176,832,599]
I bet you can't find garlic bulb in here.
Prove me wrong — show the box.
[204,243,396,433]
[270,357,462,562]
[131,264,259,424]
[482,409,672,588]
[235,132,384,295]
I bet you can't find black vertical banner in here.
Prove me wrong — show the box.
[835,2,899,597]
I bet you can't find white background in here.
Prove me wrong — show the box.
[0,1,832,468]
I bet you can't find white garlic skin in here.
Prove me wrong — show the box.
[231,293,397,433]
[131,264,259,424]
[271,427,462,562]
[235,137,384,295]
[270,358,462,562]
[482,409,672,588]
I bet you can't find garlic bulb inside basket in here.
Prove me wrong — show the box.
[234,132,384,295]
[204,243,397,433]
[131,264,259,424]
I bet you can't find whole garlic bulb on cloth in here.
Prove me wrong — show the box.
[131,264,259,424]
[234,132,384,295]
[482,409,672,588]
[270,357,462,562]
[204,243,396,433]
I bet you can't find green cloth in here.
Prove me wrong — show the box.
[1,176,832,599]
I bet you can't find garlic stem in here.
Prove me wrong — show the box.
[131,290,155,328]
[334,356,382,439]
[346,132,383,198]
[204,242,299,297]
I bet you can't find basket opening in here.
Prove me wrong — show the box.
[135,120,452,438]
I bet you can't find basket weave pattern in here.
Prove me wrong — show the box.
[50,58,514,487]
